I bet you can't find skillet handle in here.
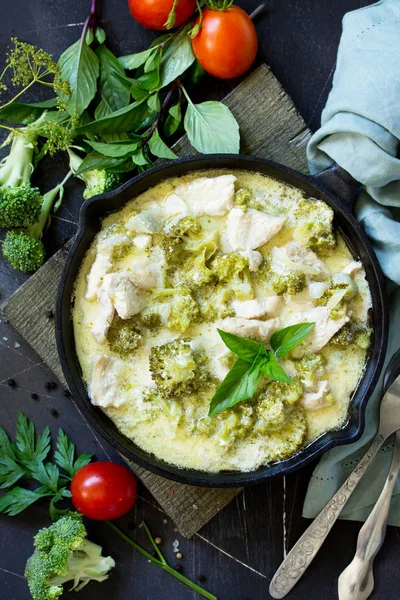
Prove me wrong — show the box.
[312,163,360,205]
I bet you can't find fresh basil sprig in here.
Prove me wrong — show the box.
[209,323,315,416]
[0,413,92,517]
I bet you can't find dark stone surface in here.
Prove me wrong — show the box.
[3,2,398,600]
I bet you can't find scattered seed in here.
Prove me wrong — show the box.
[31,393,39,400]
[155,537,162,545]
[197,575,207,583]
[175,564,183,573]
[7,378,16,388]
[168,489,174,496]
[50,408,58,417]
[2,336,8,342]
[176,552,183,560]
[163,519,168,524]
[45,310,54,320]
[192,504,198,510]
[14,342,21,349]
[44,381,57,391]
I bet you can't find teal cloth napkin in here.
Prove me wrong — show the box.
[304,0,400,525]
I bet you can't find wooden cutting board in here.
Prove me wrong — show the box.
[1,64,311,538]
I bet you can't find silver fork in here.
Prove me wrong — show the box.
[269,371,400,599]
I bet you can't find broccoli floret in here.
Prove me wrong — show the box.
[0,183,42,227]
[149,338,197,398]
[68,148,122,199]
[107,318,142,356]
[262,405,307,461]
[152,286,199,333]
[2,175,70,272]
[259,261,306,295]
[25,513,114,600]
[181,243,216,287]
[254,379,303,434]
[139,311,163,330]
[330,318,372,350]
[198,285,235,322]
[294,354,327,388]
[234,187,252,209]
[317,273,358,308]
[293,198,336,256]
[212,253,253,300]
[160,216,202,263]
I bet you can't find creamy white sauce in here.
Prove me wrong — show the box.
[73,170,372,472]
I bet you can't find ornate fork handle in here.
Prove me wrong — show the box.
[269,434,385,599]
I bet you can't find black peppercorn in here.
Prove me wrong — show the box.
[50,408,58,417]
[7,378,16,388]
[45,310,54,320]
[31,393,39,400]
[44,381,57,391]
[175,564,184,573]
[197,575,207,583]
[63,388,72,398]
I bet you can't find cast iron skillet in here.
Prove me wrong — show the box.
[56,155,388,487]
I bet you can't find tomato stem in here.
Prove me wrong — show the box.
[249,3,266,20]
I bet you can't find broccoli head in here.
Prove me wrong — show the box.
[259,261,306,295]
[317,273,358,307]
[107,318,142,356]
[2,230,45,272]
[0,183,42,227]
[2,176,70,272]
[149,338,197,398]
[234,187,252,209]
[254,379,303,434]
[67,148,122,200]
[293,198,336,256]
[294,354,327,388]
[151,286,200,333]
[0,123,39,189]
[198,285,235,322]
[330,318,372,350]
[212,253,254,300]
[25,513,115,600]
[160,216,202,263]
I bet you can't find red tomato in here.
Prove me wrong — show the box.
[191,6,258,79]
[128,0,196,30]
[71,462,137,520]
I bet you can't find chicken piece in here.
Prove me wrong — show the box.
[85,245,113,300]
[91,288,115,344]
[308,281,328,299]
[232,296,282,319]
[127,254,163,289]
[240,250,263,272]
[174,175,236,216]
[163,193,187,218]
[226,207,286,251]
[133,234,152,250]
[271,241,329,278]
[302,380,333,411]
[220,317,280,342]
[85,231,133,300]
[102,272,144,319]
[344,260,363,276]
[126,207,162,233]
[291,306,349,358]
[90,354,128,408]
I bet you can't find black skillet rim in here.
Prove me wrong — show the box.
[56,154,388,487]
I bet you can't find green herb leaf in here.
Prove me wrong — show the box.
[0,98,58,124]
[135,64,161,92]
[148,129,178,159]
[28,461,60,492]
[119,47,158,70]
[270,322,315,358]
[217,329,262,363]
[58,39,99,116]
[86,139,140,157]
[159,26,195,88]
[96,45,131,112]
[0,486,52,516]
[131,148,150,166]
[145,49,162,74]
[259,353,293,384]
[183,94,240,154]
[209,357,261,417]
[75,152,130,175]
[14,413,35,462]
[147,93,161,113]
[54,429,92,478]
[95,27,107,45]
[76,99,154,134]
[0,456,26,489]
[0,426,16,460]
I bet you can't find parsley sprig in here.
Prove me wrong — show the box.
[0,413,92,517]
[209,323,315,416]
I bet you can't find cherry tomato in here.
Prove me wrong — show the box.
[191,6,258,79]
[71,462,137,520]
[128,0,196,30]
